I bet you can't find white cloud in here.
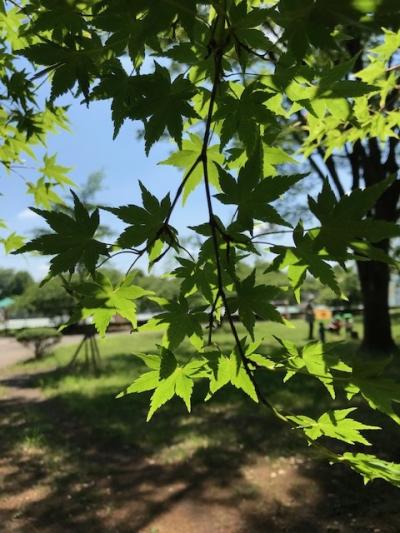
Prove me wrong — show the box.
[17,208,40,220]
[33,262,50,280]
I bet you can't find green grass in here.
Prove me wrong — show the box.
[10,317,400,467]
[12,320,361,461]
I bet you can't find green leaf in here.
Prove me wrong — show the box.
[119,348,204,420]
[39,153,74,187]
[2,232,25,253]
[214,82,274,152]
[71,272,154,336]
[14,191,108,276]
[310,177,399,256]
[152,297,206,349]
[275,338,352,398]
[160,133,224,202]
[289,408,379,445]
[147,373,177,421]
[26,178,64,209]
[317,80,379,98]
[175,370,194,412]
[270,230,343,298]
[105,183,177,255]
[129,64,199,153]
[341,453,400,487]
[349,377,400,426]
[173,258,216,304]
[19,38,101,102]
[206,349,258,402]
[233,270,283,337]
[117,370,159,397]
[216,141,305,231]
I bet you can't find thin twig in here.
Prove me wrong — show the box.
[386,64,400,73]
[207,289,222,345]
[97,249,139,269]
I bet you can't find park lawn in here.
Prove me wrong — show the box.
[16,318,390,465]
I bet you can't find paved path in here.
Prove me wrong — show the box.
[0,335,82,369]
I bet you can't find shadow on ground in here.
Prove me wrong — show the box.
[0,352,399,533]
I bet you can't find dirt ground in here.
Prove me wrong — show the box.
[0,336,84,369]
[0,353,399,532]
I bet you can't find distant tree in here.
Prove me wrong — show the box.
[16,327,61,359]
[8,270,35,296]
[0,268,34,299]
[14,277,75,319]
[0,268,15,299]
[80,170,105,206]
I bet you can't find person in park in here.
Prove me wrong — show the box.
[328,314,343,335]
[318,322,326,343]
[305,299,315,340]
[344,312,354,337]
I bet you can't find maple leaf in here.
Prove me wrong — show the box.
[70,272,154,336]
[269,226,343,300]
[129,64,199,153]
[205,349,258,402]
[118,347,206,420]
[98,1,195,67]
[2,232,24,253]
[275,338,352,398]
[173,257,217,304]
[152,297,206,349]
[160,133,224,203]
[289,408,379,446]
[14,191,108,276]
[26,178,64,209]
[214,82,274,151]
[28,2,87,37]
[215,140,305,231]
[347,376,400,426]
[19,36,102,102]
[231,270,283,337]
[39,153,74,187]
[104,182,177,259]
[341,453,400,487]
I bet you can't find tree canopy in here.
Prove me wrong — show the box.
[1,0,400,487]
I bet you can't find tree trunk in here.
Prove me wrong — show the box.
[356,259,397,355]
[354,150,400,355]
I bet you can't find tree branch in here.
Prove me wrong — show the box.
[316,148,345,197]
[385,137,399,175]
[199,30,286,420]
[345,141,362,191]
[308,155,328,184]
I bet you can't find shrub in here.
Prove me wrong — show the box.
[16,327,61,359]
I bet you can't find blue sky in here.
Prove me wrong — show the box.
[0,92,237,279]
[0,54,338,280]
